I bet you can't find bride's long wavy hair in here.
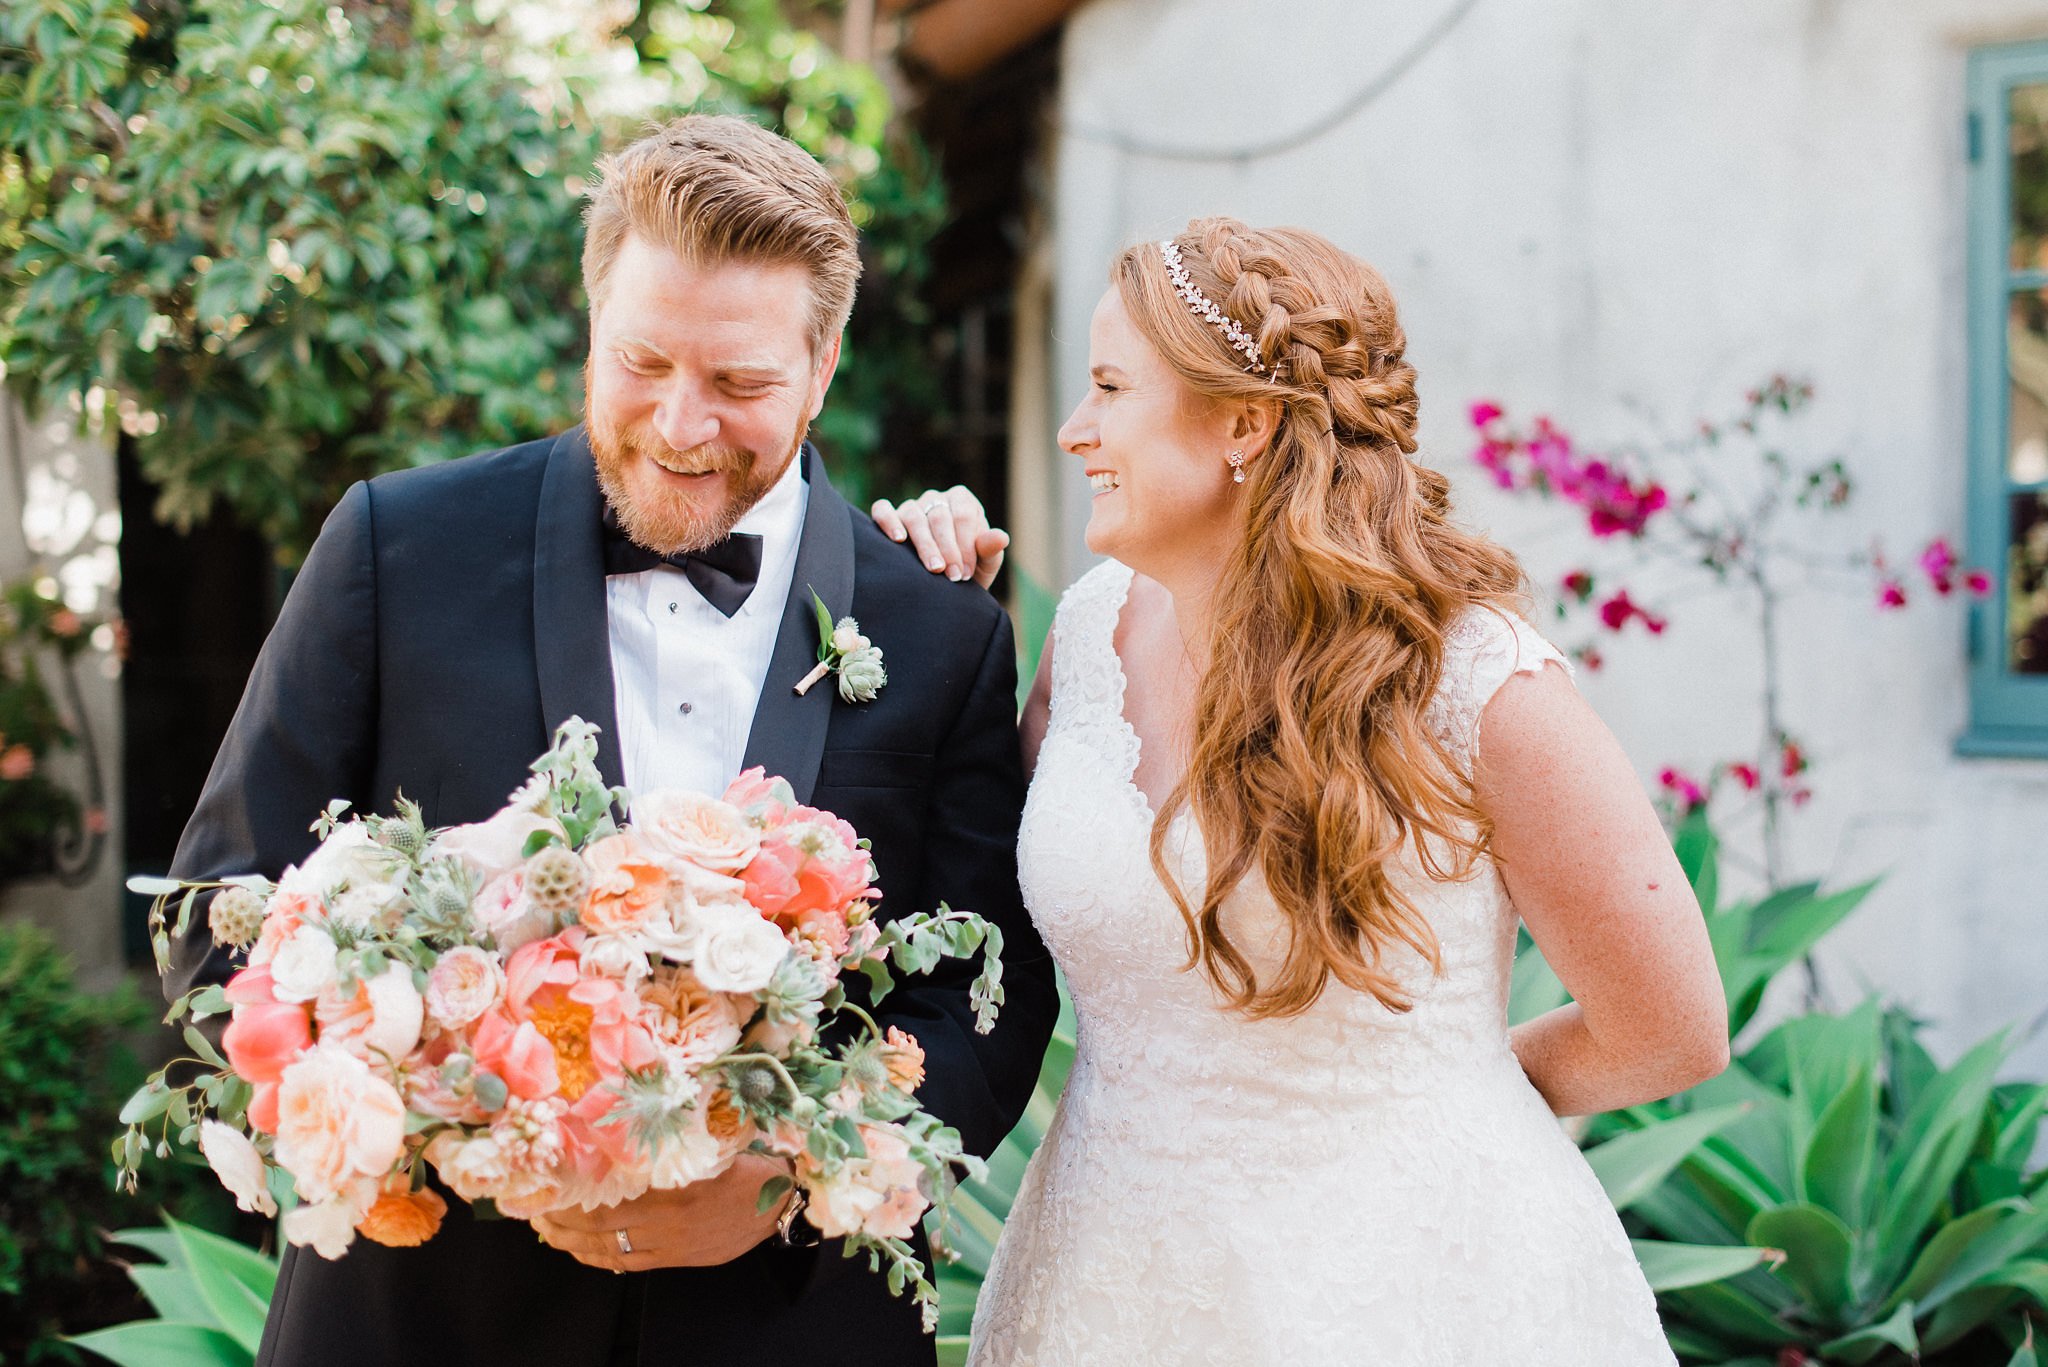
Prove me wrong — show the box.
[1117,218,1527,1018]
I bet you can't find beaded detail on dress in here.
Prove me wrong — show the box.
[968,559,1675,1367]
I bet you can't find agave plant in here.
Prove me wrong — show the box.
[1592,994,2048,1365]
[67,1216,277,1367]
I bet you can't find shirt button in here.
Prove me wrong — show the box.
[667,602,679,614]
[677,701,693,715]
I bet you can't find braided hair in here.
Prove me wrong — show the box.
[1113,216,1527,1018]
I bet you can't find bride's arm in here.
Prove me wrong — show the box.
[1477,664,1729,1117]
[1020,632,1054,781]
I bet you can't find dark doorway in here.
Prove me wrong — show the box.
[117,435,275,962]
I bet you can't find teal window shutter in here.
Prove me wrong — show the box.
[1962,41,2048,757]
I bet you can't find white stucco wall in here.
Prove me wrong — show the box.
[0,395,126,990]
[1036,0,2048,1073]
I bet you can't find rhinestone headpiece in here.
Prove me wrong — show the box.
[1159,239,1268,374]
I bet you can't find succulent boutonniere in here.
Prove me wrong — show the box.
[794,588,887,702]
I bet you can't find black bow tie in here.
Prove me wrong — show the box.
[600,508,763,617]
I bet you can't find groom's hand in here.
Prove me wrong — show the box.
[530,1152,793,1273]
[871,486,1009,590]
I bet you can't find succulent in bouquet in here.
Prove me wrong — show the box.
[120,719,1006,1329]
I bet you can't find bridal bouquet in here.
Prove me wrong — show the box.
[119,719,1003,1327]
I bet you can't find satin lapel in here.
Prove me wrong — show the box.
[743,443,854,805]
[531,425,628,790]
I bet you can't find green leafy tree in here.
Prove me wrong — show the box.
[0,0,942,556]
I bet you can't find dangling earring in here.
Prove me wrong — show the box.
[1227,449,1246,484]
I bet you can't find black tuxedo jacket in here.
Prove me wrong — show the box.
[167,428,1058,1366]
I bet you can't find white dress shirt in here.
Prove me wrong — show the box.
[606,455,808,798]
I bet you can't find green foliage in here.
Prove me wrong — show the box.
[0,0,943,555]
[0,923,230,1365]
[1591,1000,2048,1364]
[66,1217,277,1367]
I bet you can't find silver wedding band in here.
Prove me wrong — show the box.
[614,1228,633,1255]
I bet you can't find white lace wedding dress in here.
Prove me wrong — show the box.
[968,560,1676,1366]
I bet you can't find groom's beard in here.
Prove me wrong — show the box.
[588,401,805,556]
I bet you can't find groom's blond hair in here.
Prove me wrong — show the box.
[581,115,860,351]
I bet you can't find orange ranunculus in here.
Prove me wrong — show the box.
[356,1182,447,1247]
[882,1026,926,1092]
[578,834,670,936]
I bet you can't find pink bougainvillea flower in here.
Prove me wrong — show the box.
[1561,570,1596,602]
[1469,400,1504,428]
[1877,579,1908,610]
[1656,767,1707,812]
[1596,589,1667,635]
[1728,762,1761,792]
[1966,569,1993,596]
[1919,537,1959,586]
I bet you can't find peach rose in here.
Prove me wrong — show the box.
[355,1182,447,1247]
[632,790,761,874]
[272,1046,406,1204]
[314,964,424,1065]
[474,868,551,955]
[222,1001,313,1086]
[720,766,794,821]
[579,833,670,937]
[426,946,504,1031]
[248,890,320,969]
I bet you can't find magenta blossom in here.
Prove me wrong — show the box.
[1657,767,1707,812]
[1877,579,1908,610]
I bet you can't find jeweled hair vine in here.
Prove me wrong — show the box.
[1159,239,1270,374]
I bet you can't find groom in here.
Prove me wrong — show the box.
[166,115,1058,1366]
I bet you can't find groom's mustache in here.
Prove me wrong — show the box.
[615,433,756,476]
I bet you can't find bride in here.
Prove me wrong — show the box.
[875,217,1726,1364]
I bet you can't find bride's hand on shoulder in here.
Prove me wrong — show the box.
[1479,663,1731,1118]
[870,485,1010,591]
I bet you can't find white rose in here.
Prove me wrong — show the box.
[431,808,563,882]
[273,1047,406,1204]
[830,623,869,655]
[430,1130,509,1194]
[473,869,552,955]
[632,790,761,874]
[281,1178,377,1260]
[425,946,504,1031]
[648,1109,731,1189]
[578,932,652,986]
[358,963,425,1061]
[691,904,789,994]
[269,925,340,1003]
[328,883,404,936]
[281,824,406,899]
[198,1120,277,1217]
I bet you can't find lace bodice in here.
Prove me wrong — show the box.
[969,560,1674,1366]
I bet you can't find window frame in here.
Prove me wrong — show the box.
[1962,40,2048,758]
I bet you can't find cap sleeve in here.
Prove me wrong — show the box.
[1428,606,1573,773]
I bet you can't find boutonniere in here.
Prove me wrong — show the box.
[794,588,887,702]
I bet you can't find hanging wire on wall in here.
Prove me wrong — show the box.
[1059,0,1485,165]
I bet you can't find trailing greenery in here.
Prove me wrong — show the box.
[0,923,229,1365]
[0,0,943,555]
